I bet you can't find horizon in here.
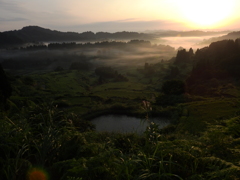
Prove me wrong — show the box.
[0,24,232,33]
[1,0,240,33]
[0,25,235,34]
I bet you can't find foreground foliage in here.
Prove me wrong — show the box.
[1,102,240,180]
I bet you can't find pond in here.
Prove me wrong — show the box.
[91,114,171,133]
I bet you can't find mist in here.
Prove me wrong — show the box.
[152,34,228,50]
[0,29,232,75]
[0,40,176,75]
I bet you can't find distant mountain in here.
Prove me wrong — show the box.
[199,31,240,45]
[0,26,154,44]
[145,30,229,37]
[0,32,24,47]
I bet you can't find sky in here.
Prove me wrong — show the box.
[1,0,240,33]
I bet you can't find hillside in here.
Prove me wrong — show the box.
[172,38,240,97]
[0,26,154,44]
[199,31,240,45]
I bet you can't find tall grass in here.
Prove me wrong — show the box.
[1,101,240,179]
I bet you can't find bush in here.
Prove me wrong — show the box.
[162,79,186,95]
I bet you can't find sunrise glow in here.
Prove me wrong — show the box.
[174,0,236,28]
[0,0,240,32]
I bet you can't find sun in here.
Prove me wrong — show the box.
[175,0,235,28]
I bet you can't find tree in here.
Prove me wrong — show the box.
[161,79,185,95]
[189,47,194,57]
[174,48,194,64]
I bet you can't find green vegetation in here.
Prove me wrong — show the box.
[1,38,240,179]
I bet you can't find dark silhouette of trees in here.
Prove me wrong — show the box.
[143,63,156,77]
[0,64,12,107]
[47,40,156,50]
[192,39,240,80]
[1,26,154,43]
[95,67,128,82]
[155,79,186,106]
[162,79,186,95]
[174,48,194,64]
[189,48,194,57]
[186,39,240,95]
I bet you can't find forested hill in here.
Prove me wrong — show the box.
[0,26,154,43]
[200,31,240,45]
[180,38,240,95]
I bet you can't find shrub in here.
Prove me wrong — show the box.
[162,79,186,95]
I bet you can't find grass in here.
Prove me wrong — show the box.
[11,69,158,117]
[176,99,240,135]
[59,96,92,106]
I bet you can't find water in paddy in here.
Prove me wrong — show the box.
[91,114,171,133]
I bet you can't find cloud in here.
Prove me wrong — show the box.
[0,17,28,22]
[0,0,74,31]
[116,18,139,22]
[0,0,27,14]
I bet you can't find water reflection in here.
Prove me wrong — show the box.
[91,114,171,133]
